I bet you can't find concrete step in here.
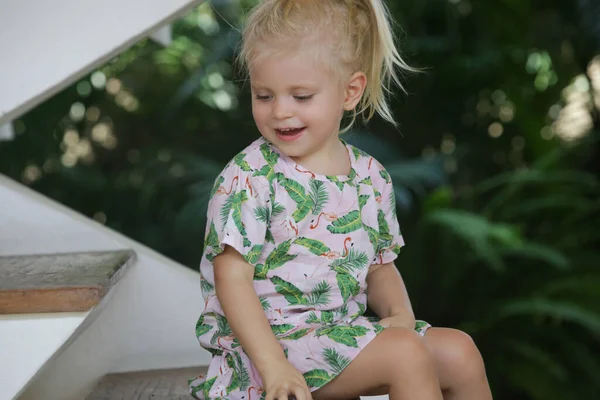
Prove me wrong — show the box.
[0,250,135,314]
[86,367,206,399]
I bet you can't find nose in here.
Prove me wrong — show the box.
[272,98,293,120]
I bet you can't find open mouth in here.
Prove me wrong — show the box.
[275,127,306,142]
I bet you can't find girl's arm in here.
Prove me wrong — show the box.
[366,262,415,326]
[214,246,287,370]
[214,246,311,400]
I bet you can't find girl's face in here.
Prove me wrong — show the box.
[249,50,348,162]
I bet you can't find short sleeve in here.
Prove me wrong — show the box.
[372,165,405,265]
[203,164,270,266]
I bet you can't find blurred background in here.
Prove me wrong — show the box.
[1,0,599,398]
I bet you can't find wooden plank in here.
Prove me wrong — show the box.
[0,250,134,314]
[86,367,207,400]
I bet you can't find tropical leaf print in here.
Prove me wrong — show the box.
[359,176,372,186]
[377,210,391,235]
[210,176,225,199]
[204,222,220,253]
[358,194,370,211]
[315,325,368,348]
[191,376,217,398]
[243,237,251,247]
[309,179,329,215]
[219,193,235,227]
[195,315,212,338]
[294,237,331,256]
[271,276,305,305]
[277,174,309,204]
[245,244,264,265]
[305,281,332,307]
[272,202,285,218]
[253,164,276,186]
[226,352,250,392]
[323,348,351,375]
[335,270,360,302]
[259,296,271,310]
[265,240,297,269]
[379,169,392,184]
[292,199,312,223]
[305,311,335,324]
[255,240,296,280]
[234,153,252,172]
[230,190,250,236]
[260,142,280,166]
[271,324,296,336]
[330,248,369,272]
[349,302,367,321]
[200,278,214,294]
[326,176,345,192]
[303,369,331,388]
[254,205,270,224]
[210,313,232,345]
[280,328,311,340]
[265,228,275,244]
[373,323,384,334]
[327,210,362,234]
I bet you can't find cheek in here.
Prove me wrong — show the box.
[251,103,268,124]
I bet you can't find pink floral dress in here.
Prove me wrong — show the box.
[189,137,430,399]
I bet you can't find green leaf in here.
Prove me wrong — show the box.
[265,240,297,270]
[309,179,329,215]
[306,281,332,306]
[279,176,309,205]
[330,248,369,272]
[259,296,271,310]
[292,199,312,222]
[234,153,252,172]
[254,205,270,223]
[272,202,285,218]
[231,190,249,236]
[219,193,235,227]
[281,328,311,340]
[303,369,331,388]
[204,222,220,253]
[377,209,390,235]
[323,348,351,375]
[200,278,214,294]
[245,244,264,265]
[316,325,368,347]
[358,194,370,210]
[271,324,296,336]
[335,271,360,302]
[195,316,212,337]
[294,237,331,255]
[327,210,362,234]
[271,276,305,305]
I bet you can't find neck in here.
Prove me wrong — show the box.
[290,133,350,176]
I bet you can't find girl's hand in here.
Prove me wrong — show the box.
[261,359,312,400]
[379,313,416,330]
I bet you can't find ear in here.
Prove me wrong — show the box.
[343,72,367,111]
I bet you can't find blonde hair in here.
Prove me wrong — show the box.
[239,0,417,128]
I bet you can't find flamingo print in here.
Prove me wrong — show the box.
[310,211,339,229]
[216,176,239,196]
[295,165,316,178]
[319,237,352,260]
[281,216,299,236]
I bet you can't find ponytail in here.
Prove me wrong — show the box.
[353,0,417,126]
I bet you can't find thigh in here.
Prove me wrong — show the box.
[312,328,422,400]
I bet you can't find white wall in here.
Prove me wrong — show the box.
[0,175,210,399]
[0,0,204,125]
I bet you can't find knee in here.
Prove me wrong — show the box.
[385,328,435,368]
[443,329,486,379]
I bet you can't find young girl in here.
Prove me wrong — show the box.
[190,1,493,399]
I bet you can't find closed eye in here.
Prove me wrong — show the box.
[294,95,313,102]
[255,94,272,101]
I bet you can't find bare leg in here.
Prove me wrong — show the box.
[423,328,493,400]
[312,327,443,400]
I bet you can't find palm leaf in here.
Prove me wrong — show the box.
[271,276,305,305]
[335,270,360,302]
[323,348,351,375]
[265,240,297,270]
[306,280,332,306]
[254,205,270,223]
[309,179,329,214]
[303,369,331,388]
[330,248,369,272]
[327,210,362,234]
[234,153,252,172]
[294,237,331,255]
